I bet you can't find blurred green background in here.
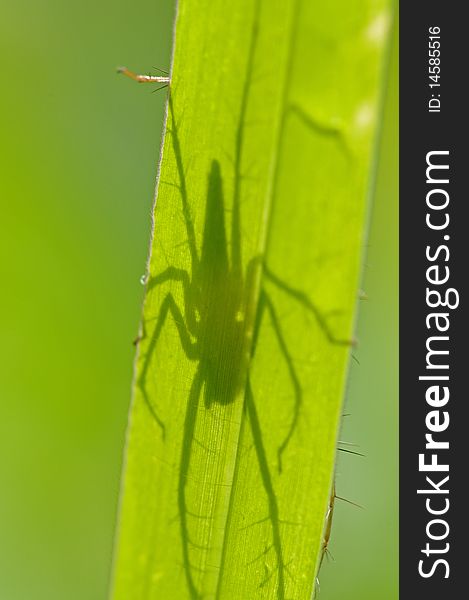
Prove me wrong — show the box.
[0,2,397,599]
[319,23,398,599]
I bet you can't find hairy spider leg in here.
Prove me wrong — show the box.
[137,284,198,437]
[253,289,302,473]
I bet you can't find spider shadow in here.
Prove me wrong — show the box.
[136,7,351,598]
[138,128,350,600]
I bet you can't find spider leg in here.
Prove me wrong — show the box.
[286,102,351,161]
[178,363,205,600]
[259,290,302,473]
[240,293,288,595]
[146,266,198,335]
[138,292,198,436]
[168,97,200,273]
[263,266,354,346]
[245,378,286,599]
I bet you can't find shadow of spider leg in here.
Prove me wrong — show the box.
[255,289,302,474]
[263,266,354,347]
[178,363,205,600]
[245,377,287,599]
[138,267,199,438]
[244,301,300,598]
[257,265,354,473]
[139,267,206,598]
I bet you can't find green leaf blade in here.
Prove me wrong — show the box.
[111,0,392,598]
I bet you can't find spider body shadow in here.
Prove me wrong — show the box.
[135,7,350,594]
[137,155,350,600]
